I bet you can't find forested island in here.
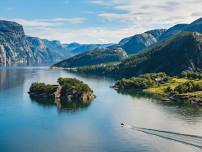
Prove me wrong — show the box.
[113,71,202,105]
[28,77,95,104]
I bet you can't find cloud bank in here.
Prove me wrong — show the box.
[2,0,202,43]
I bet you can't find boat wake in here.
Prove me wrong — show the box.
[124,124,202,149]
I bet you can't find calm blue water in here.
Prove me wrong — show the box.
[0,67,202,152]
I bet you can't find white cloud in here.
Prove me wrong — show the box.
[25,26,145,44]
[96,0,202,29]
[2,0,202,44]
[0,17,86,27]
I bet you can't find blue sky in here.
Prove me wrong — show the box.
[0,0,202,43]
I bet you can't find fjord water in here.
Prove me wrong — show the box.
[0,67,202,152]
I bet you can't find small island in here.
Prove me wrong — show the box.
[113,71,202,105]
[28,77,95,103]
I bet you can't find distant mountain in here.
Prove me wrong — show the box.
[64,42,80,51]
[52,47,128,68]
[0,20,34,66]
[158,24,187,41]
[119,29,166,54]
[0,20,115,66]
[2,17,202,66]
[65,43,114,54]
[145,29,167,40]
[119,17,202,55]
[26,36,72,65]
[184,18,202,33]
[0,20,73,66]
[159,18,202,41]
[119,36,133,46]
[115,32,202,78]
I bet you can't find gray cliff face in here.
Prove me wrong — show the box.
[145,29,167,40]
[119,29,166,54]
[2,17,202,66]
[0,20,34,66]
[26,36,72,65]
[119,17,202,55]
[0,19,114,66]
[0,20,113,66]
[120,33,158,54]
[0,20,73,66]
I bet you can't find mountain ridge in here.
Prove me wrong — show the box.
[68,32,202,78]
[2,17,202,66]
[52,47,128,68]
[119,29,166,54]
[115,32,202,77]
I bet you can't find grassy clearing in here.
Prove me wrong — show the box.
[114,72,202,103]
[144,78,199,96]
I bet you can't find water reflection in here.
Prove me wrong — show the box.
[116,89,163,101]
[30,96,92,113]
[116,90,202,118]
[0,68,26,90]
[1,67,202,152]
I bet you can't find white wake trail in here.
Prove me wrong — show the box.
[123,124,202,149]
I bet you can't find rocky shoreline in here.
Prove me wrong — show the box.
[113,73,202,106]
[114,86,202,105]
[28,78,95,104]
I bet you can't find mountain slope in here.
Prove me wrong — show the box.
[158,24,188,41]
[184,18,202,33]
[0,20,34,65]
[0,20,73,66]
[119,29,166,54]
[145,29,167,40]
[115,32,202,78]
[119,17,202,55]
[64,43,114,54]
[52,47,128,68]
[159,17,202,41]
[26,36,71,64]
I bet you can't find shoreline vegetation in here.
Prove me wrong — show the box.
[28,77,95,106]
[113,71,202,105]
[51,66,202,105]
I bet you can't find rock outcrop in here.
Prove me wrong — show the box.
[26,36,71,65]
[119,29,166,54]
[0,20,72,66]
[28,77,95,103]
[0,20,115,66]
[0,20,34,66]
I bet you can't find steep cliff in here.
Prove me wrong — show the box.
[26,36,71,65]
[0,20,34,66]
